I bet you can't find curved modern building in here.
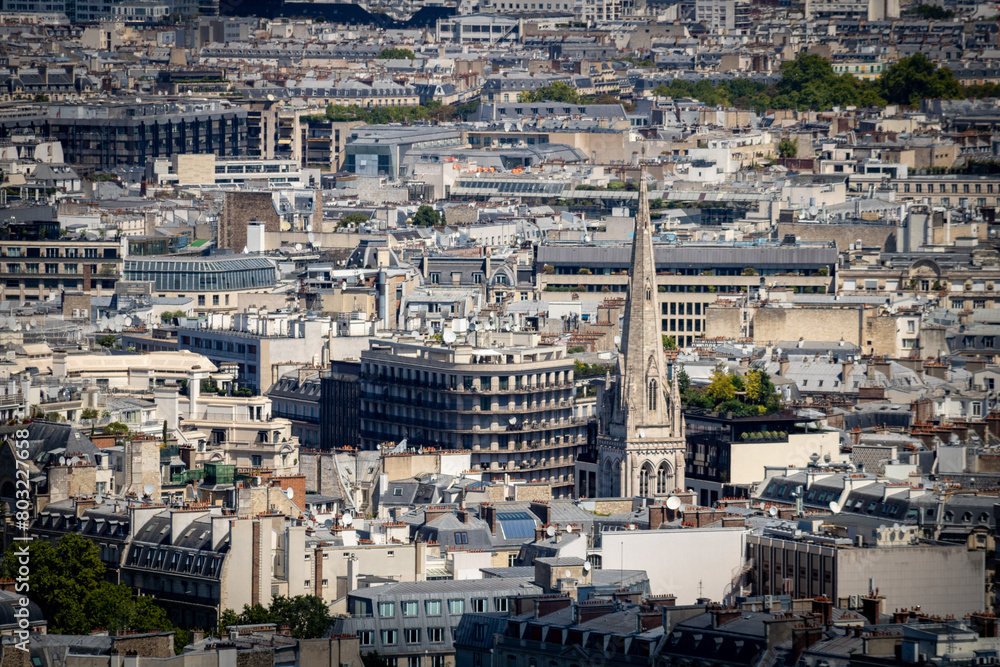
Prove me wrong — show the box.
[123,254,278,309]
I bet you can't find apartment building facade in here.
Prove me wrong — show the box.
[0,222,122,301]
[358,335,591,497]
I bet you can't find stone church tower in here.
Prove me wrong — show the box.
[597,170,686,498]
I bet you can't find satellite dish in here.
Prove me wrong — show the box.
[58,456,66,465]
[769,506,779,517]
[135,97,142,104]
[324,519,333,529]
[665,496,681,510]
[143,483,155,496]
[829,501,841,514]
[285,487,295,499]
[545,525,556,538]
[411,331,421,339]
[267,94,275,101]
[583,561,592,572]
[564,569,572,578]
[69,456,80,465]
[114,315,125,326]
[295,243,303,251]
[306,224,313,232]
[637,429,645,439]
[343,512,354,526]
[95,495,104,504]
[614,335,622,347]
[892,523,900,531]
[509,416,517,425]
[443,330,457,344]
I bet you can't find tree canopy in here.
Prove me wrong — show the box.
[0,535,170,635]
[901,4,953,18]
[339,213,370,227]
[220,595,333,639]
[648,52,976,112]
[681,367,781,417]
[307,100,479,126]
[518,81,582,104]
[376,47,415,60]
[411,205,442,227]
[876,53,962,106]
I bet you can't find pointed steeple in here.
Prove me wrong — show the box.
[610,168,676,438]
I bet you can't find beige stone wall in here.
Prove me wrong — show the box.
[111,633,175,658]
[173,154,216,186]
[512,482,552,502]
[778,222,899,252]
[704,306,742,339]
[751,307,863,346]
[315,290,377,319]
[863,314,898,357]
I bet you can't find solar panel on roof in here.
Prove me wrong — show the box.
[496,511,536,540]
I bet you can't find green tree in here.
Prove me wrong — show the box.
[519,81,582,104]
[339,213,370,227]
[677,366,690,393]
[269,595,334,639]
[88,582,172,635]
[1,534,105,633]
[412,205,442,227]
[104,421,129,436]
[97,334,117,348]
[81,407,99,435]
[662,335,677,350]
[778,138,798,158]
[705,365,736,404]
[777,53,837,97]
[902,3,953,18]
[877,53,962,106]
[376,47,416,60]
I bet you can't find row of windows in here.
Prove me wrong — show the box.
[903,182,996,194]
[376,597,505,618]
[361,627,449,646]
[2,246,111,259]
[363,365,569,391]
[181,336,257,356]
[123,266,276,292]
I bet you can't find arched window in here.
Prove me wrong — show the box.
[657,462,672,495]
[648,379,658,411]
[639,462,653,497]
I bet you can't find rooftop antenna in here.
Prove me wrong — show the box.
[143,483,155,497]
[665,496,681,510]
[443,330,457,344]
[769,506,779,517]
[343,511,354,527]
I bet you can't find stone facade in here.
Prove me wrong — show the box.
[218,191,283,253]
[598,171,686,498]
